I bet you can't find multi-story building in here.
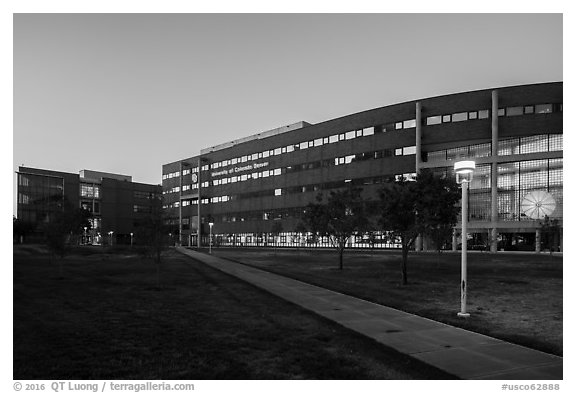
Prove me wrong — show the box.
[16,167,162,245]
[162,82,562,252]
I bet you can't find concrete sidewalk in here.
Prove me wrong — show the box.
[176,247,562,380]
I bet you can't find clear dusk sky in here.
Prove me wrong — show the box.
[13,13,562,187]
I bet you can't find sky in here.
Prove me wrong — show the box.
[13,13,563,188]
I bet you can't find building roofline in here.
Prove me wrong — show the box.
[164,81,562,166]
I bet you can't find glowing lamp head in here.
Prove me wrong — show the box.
[454,160,475,184]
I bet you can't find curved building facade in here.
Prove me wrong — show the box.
[162,82,562,252]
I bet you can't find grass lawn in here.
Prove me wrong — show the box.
[209,247,563,356]
[13,246,454,380]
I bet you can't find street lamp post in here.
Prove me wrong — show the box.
[209,222,214,254]
[83,226,87,245]
[108,231,114,247]
[130,232,134,248]
[454,160,475,318]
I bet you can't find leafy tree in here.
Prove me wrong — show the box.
[43,204,92,277]
[302,187,369,270]
[292,222,308,254]
[270,221,284,256]
[365,226,378,258]
[540,216,561,254]
[379,170,460,285]
[421,172,461,259]
[135,194,168,288]
[13,216,34,244]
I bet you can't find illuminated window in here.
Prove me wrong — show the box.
[452,112,468,122]
[274,188,282,196]
[478,110,489,119]
[403,146,416,155]
[363,127,374,136]
[403,119,416,128]
[426,116,442,125]
[535,104,552,114]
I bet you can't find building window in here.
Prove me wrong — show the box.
[506,106,524,117]
[274,188,282,196]
[363,127,374,136]
[452,112,468,122]
[478,110,489,119]
[345,130,356,140]
[395,122,403,130]
[468,111,478,120]
[524,105,534,114]
[442,114,451,123]
[535,104,552,114]
[395,148,403,156]
[329,135,338,143]
[549,134,563,151]
[426,116,442,125]
[498,108,505,117]
[403,119,416,129]
[403,146,416,155]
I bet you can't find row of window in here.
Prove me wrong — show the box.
[431,158,563,221]
[426,134,562,163]
[204,127,378,171]
[163,166,199,180]
[163,144,416,194]
[80,183,101,199]
[425,103,560,127]
[162,102,561,182]
[207,146,416,188]
[164,172,417,210]
[163,123,413,182]
[189,232,403,249]
[134,191,159,199]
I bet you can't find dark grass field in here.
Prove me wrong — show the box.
[13,246,455,380]
[209,247,563,356]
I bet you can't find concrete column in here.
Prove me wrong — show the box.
[415,101,422,174]
[490,90,499,253]
[179,161,183,247]
[197,157,202,248]
[415,102,422,252]
[535,229,541,253]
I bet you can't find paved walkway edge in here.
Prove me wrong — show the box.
[176,247,562,380]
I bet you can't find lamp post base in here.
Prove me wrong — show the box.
[457,312,470,318]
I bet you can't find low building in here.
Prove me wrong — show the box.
[162,82,562,251]
[16,167,162,245]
